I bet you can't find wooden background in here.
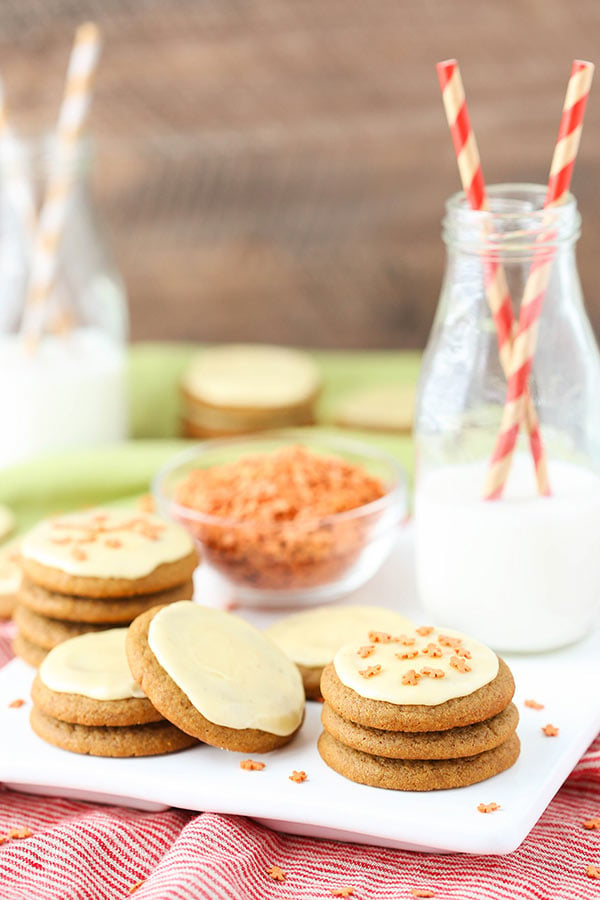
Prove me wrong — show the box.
[2,0,600,348]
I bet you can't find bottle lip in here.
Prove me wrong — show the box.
[443,183,581,254]
[0,133,92,178]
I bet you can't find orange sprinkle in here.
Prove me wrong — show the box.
[240,759,265,771]
[524,699,544,710]
[410,890,435,898]
[368,631,400,644]
[129,881,144,894]
[454,647,472,659]
[477,802,501,814]
[416,626,434,637]
[359,665,382,679]
[267,865,286,882]
[9,698,25,709]
[357,645,375,659]
[70,547,87,561]
[438,634,462,648]
[450,656,471,673]
[105,538,122,549]
[542,724,559,737]
[289,770,307,783]
[401,669,421,686]
[1,828,33,841]
[420,667,445,679]
[583,818,600,830]
[396,650,418,660]
[422,643,443,658]
[331,888,354,897]
[586,865,600,880]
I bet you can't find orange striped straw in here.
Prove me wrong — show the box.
[20,22,102,342]
[484,60,594,500]
[436,59,550,496]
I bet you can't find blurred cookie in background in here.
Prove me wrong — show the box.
[0,539,21,619]
[180,344,321,438]
[334,384,414,434]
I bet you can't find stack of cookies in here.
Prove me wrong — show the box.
[13,508,198,667]
[319,625,520,790]
[180,344,321,438]
[31,628,197,757]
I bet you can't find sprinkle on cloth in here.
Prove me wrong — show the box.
[331,888,354,897]
[586,865,599,879]
[410,891,435,898]
[267,865,287,882]
[1,624,600,899]
[583,818,600,830]
[174,445,385,591]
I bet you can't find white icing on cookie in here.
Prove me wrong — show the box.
[40,629,146,700]
[182,345,321,409]
[21,508,195,579]
[265,605,414,668]
[334,626,499,706]
[148,602,305,736]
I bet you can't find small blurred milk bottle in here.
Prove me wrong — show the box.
[414,184,600,652]
[0,136,129,468]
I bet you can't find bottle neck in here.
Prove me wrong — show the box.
[442,183,580,261]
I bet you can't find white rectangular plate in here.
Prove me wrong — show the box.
[1,530,599,855]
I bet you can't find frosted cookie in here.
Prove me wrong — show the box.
[29,629,196,757]
[265,605,414,700]
[18,577,194,624]
[321,629,514,731]
[317,730,521,791]
[333,384,415,434]
[321,701,519,759]
[180,344,321,437]
[127,602,305,753]
[14,605,113,651]
[0,539,21,619]
[20,509,198,598]
[317,625,518,790]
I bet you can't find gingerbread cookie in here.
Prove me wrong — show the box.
[20,508,198,598]
[321,701,519,759]
[18,577,194,624]
[0,539,21,619]
[14,605,112,650]
[29,629,196,757]
[317,730,521,791]
[265,605,414,700]
[126,602,305,753]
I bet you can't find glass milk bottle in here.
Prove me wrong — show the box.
[0,137,128,468]
[414,184,600,652]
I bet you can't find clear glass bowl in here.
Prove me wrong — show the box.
[152,431,408,608]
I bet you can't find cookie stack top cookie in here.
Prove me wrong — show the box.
[20,508,198,596]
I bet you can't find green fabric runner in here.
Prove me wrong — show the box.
[0,344,421,532]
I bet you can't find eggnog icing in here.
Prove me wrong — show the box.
[266,605,414,668]
[148,602,305,736]
[334,626,498,706]
[21,508,195,579]
[39,629,146,700]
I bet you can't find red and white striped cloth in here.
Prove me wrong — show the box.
[1,620,599,900]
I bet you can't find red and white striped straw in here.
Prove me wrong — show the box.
[437,59,550,496]
[483,59,594,500]
[20,22,102,343]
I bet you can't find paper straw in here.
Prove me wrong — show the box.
[0,78,37,243]
[436,59,550,496]
[483,59,594,500]
[20,22,102,342]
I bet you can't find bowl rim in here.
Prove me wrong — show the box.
[151,430,408,529]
